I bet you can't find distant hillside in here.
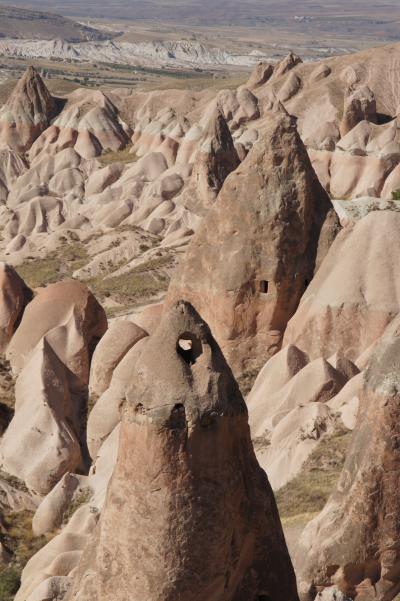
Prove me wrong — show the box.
[0,5,115,41]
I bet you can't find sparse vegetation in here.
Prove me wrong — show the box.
[0,567,20,601]
[87,254,175,308]
[16,243,88,289]
[62,488,92,525]
[276,426,352,519]
[0,510,55,601]
[392,189,400,200]
[237,364,264,396]
[99,145,138,167]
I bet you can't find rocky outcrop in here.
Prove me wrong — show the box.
[168,113,340,373]
[246,61,275,89]
[0,280,107,493]
[339,85,377,138]
[283,211,400,362]
[89,320,147,397]
[0,66,58,151]
[178,107,240,215]
[0,339,84,494]
[7,279,107,382]
[297,315,400,601]
[66,301,299,601]
[0,262,31,353]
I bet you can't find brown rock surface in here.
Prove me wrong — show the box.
[0,262,31,353]
[0,66,57,151]
[339,85,377,138]
[168,113,339,373]
[178,107,240,215]
[67,301,299,601]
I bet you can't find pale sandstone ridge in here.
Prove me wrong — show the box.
[283,211,400,362]
[0,66,57,151]
[167,113,339,373]
[89,320,147,397]
[66,301,299,601]
[178,107,240,215]
[297,315,400,601]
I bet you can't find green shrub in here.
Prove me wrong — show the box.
[0,567,20,601]
[392,189,400,200]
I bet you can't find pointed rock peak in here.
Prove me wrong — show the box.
[167,112,339,373]
[246,60,275,88]
[7,65,56,118]
[126,300,246,424]
[66,300,299,601]
[273,51,303,79]
[0,65,59,150]
[201,105,236,153]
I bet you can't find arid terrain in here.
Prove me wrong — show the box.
[0,2,400,601]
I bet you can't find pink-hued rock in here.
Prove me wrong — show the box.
[339,85,377,138]
[7,279,107,384]
[0,66,57,151]
[298,315,400,601]
[66,301,299,601]
[0,262,31,353]
[167,113,339,374]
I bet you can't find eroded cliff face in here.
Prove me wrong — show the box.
[296,314,400,601]
[66,301,298,601]
[167,113,339,374]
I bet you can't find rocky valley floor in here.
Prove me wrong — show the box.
[0,28,400,601]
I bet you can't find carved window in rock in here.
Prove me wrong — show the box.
[176,332,203,365]
[260,280,269,294]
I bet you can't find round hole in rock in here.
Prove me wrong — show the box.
[177,332,202,365]
[260,280,269,294]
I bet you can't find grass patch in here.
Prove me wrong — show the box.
[88,269,167,306]
[392,189,400,201]
[0,567,20,601]
[237,366,262,397]
[16,243,88,289]
[99,145,137,167]
[275,426,352,519]
[87,254,174,307]
[0,358,15,427]
[0,510,55,600]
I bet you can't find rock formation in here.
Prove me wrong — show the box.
[0,261,31,352]
[339,85,377,138]
[0,66,58,151]
[283,211,400,362]
[168,113,339,373]
[1,279,107,493]
[297,315,400,601]
[66,301,299,601]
